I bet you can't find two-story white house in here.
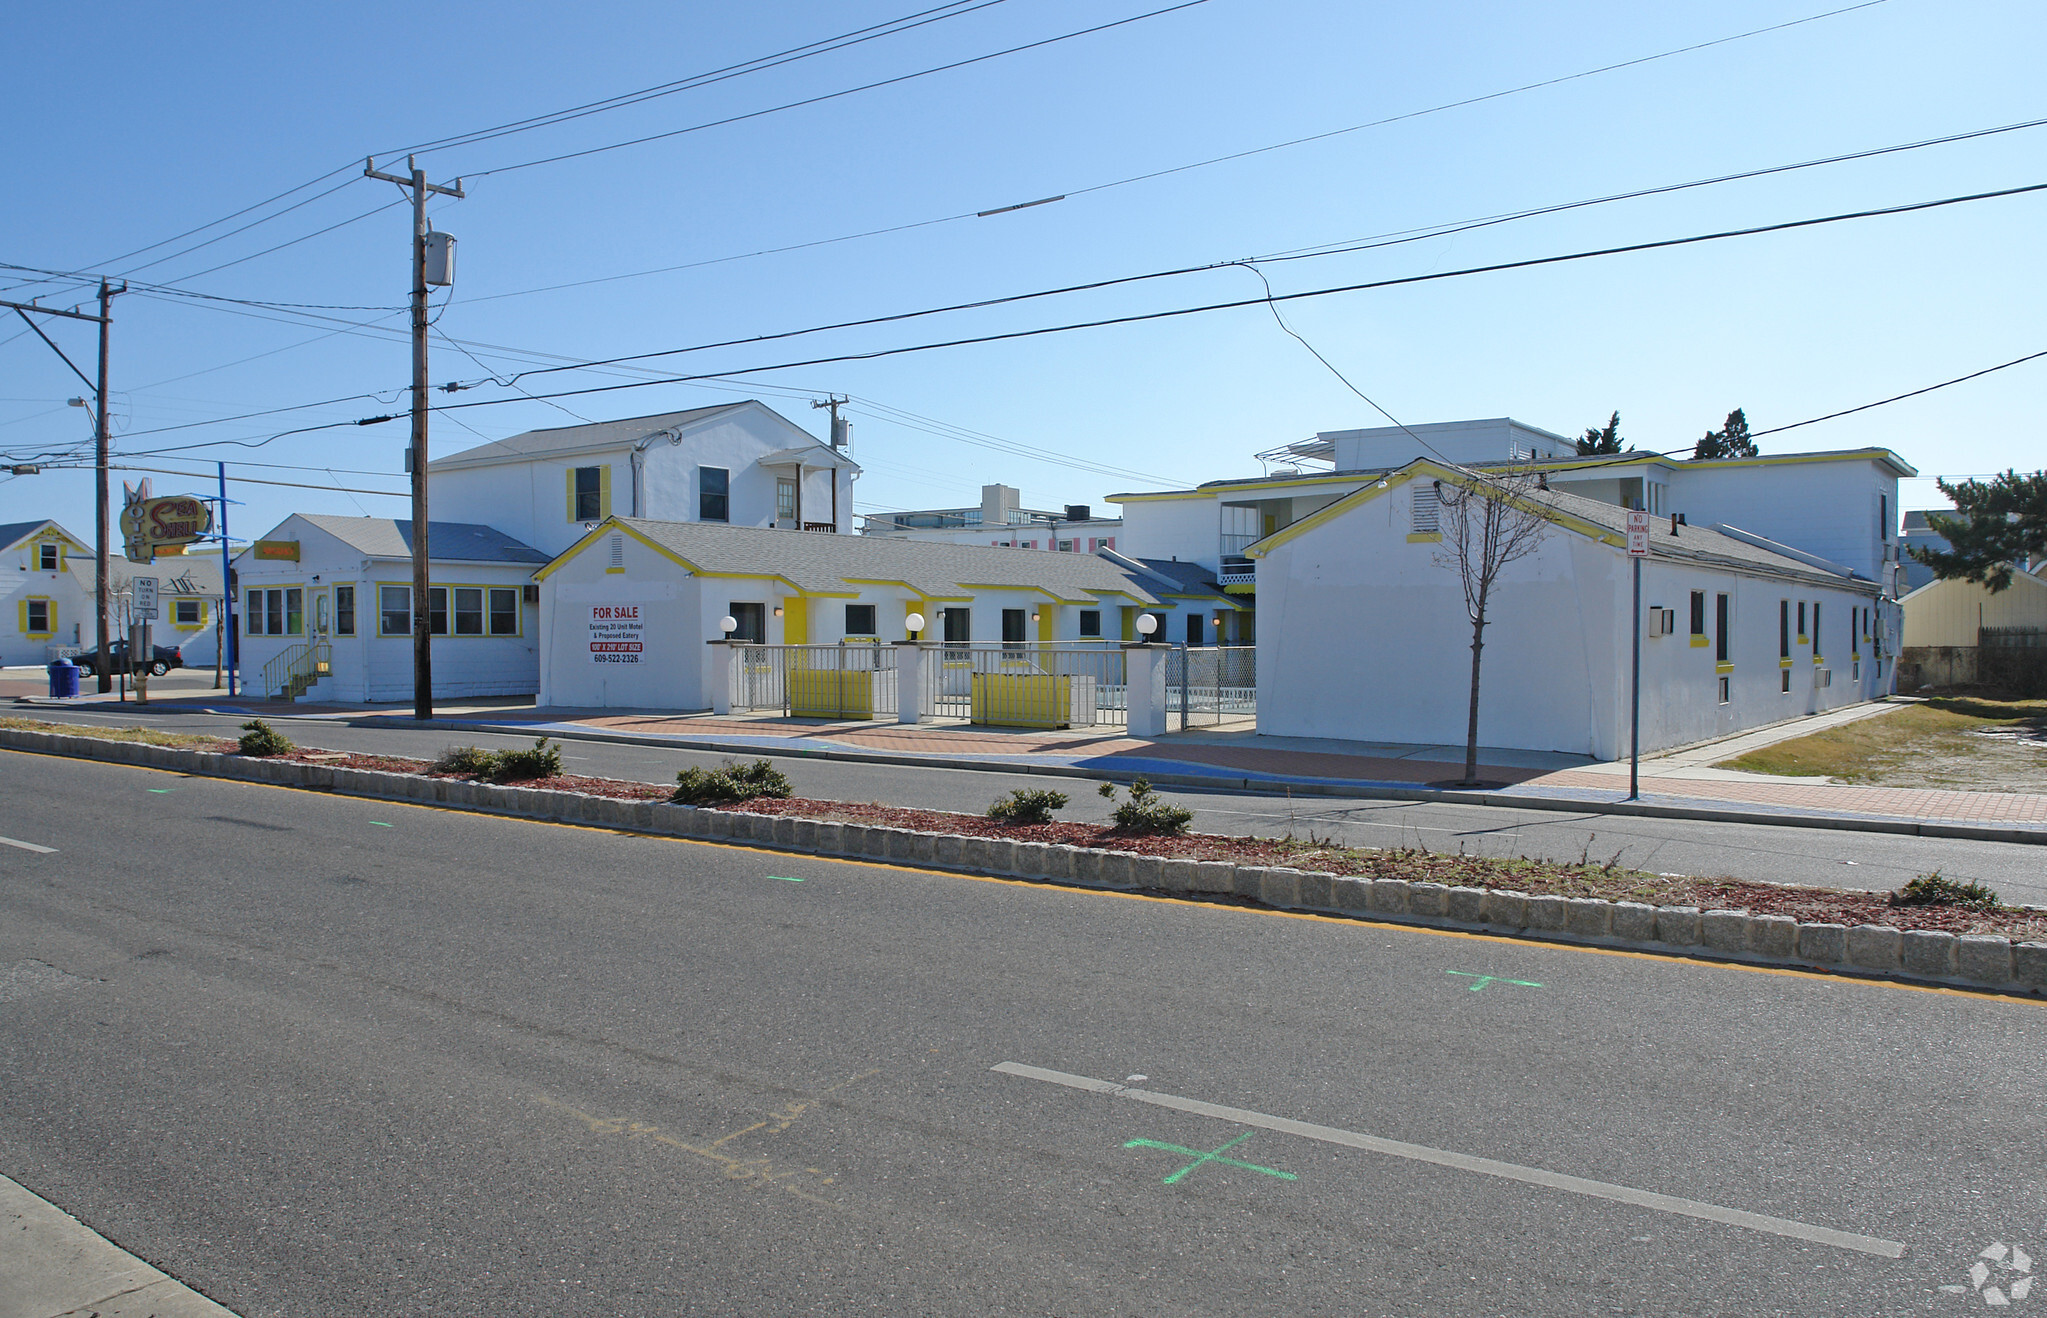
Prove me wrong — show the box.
[427,401,861,558]
[2,519,93,666]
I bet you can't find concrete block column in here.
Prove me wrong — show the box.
[708,641,735,716]
[1124,644,1169,738]
[896,641,925,725]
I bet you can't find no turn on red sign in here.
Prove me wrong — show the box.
[1626,510,1651,557]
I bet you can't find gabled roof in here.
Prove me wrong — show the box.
[0,518,79,550]
[1251,461,1878,591]
[1100,551,1235,604]
[1108,445,1917,504]
[539,517,1161,604]
[289,514,549,564]
[425,400,860,473]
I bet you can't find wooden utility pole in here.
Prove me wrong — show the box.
[2,289,120,690]
[94,281,116,692]
[365,156,462,719]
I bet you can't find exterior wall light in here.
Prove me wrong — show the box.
[772,606,783,617]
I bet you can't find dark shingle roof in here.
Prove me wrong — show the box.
[0,519,56,548]
[296,515,549,564]
[426,404,748,470]
[580,518,1160,604]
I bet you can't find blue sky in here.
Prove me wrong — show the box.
[3,0,2041,540]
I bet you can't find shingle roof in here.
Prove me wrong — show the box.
[295,515,549,564]
[1101,553,1229,600]
[1527,486,1871,588]
[0,519,53,549]
[582,518,1161,604]
[426,404,750,470]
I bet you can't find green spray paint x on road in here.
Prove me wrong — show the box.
[1124,1131,1296,1185]
[1448,970,1543,992]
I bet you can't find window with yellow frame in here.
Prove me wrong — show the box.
[19,597,55,637]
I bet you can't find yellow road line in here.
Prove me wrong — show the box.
[8,746,2032,1006]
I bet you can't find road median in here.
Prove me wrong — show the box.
[7,723,2043,1000]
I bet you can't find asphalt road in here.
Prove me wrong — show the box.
[2,748,2042,1316]
[19,702,2047,907]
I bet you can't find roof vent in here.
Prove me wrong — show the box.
[609,535,624,568]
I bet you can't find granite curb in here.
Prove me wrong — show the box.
[8,725,2043,1000]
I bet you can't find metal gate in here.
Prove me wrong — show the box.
[729,643,898,720]
[923,643,1128,728]
[1165,645,1256,729]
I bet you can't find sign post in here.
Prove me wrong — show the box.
[131,576,157,706]
[1625,510,1651,800]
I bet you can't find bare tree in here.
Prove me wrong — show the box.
[1432,469,1554,785]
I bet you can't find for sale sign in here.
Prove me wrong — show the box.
[589,604,644,664]
[1626,509,1652,557]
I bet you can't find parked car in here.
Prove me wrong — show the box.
[72,641,183,678]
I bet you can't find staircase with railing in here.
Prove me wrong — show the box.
[259,639,332,700]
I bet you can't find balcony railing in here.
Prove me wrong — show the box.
[1219,558,1255,587]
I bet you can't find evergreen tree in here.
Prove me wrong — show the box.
[1576,411,1626,456]
[1692,408,1758,460]
[1912,470,2047,592]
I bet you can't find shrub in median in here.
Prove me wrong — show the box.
[237,719,293,757]
[986,787,1068,825]
[1890,871,2000,909]
[1099,777,1192,835]
[433,745,501,777]
[673,758,793,805]
[491,738,564,782]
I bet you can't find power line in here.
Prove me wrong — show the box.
[467,0,1214,178]
[461,0,1914,307]
[391,1,1008,160]
[88,175,2047,475]
[1749,349,2047,439]
[20,5,1010,302]
[439,179,2047,401]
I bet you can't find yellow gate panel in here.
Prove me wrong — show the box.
[789,669,876,720]
[971,671,1071,729]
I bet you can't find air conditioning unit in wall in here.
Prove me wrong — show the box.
[1646,607,1674,637]
[1813,667,1833,689]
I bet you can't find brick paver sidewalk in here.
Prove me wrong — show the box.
[557,711,2047,831]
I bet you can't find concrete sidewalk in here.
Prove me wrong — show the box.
[0,1173,237,1318]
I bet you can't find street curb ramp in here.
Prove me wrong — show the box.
[8,725,2043,1000]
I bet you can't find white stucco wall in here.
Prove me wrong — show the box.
[1664,457,1900,582]
[1255,482,1891,759]
[2,528,93,666]
[1115,498,1221,569]
[432,406,852,559]
[234,516,538,703]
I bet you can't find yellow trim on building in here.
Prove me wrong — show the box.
[1779,657,1795,669]
[1690,635,1710,648]
[1406,531,1442,543]
[781,596,808,644]
[1247,461,1626,559]
[1716,662,1735,675]
[19,596,56,638]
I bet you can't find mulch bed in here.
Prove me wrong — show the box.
[721,797,2047,940]
[38,721,2044,940]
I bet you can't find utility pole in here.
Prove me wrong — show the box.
[812,395,849,449]
[95,281,117,693]
[365,155,462,720]
[3,287,121,690]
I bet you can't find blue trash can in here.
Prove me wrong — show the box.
[47,658,79,699]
